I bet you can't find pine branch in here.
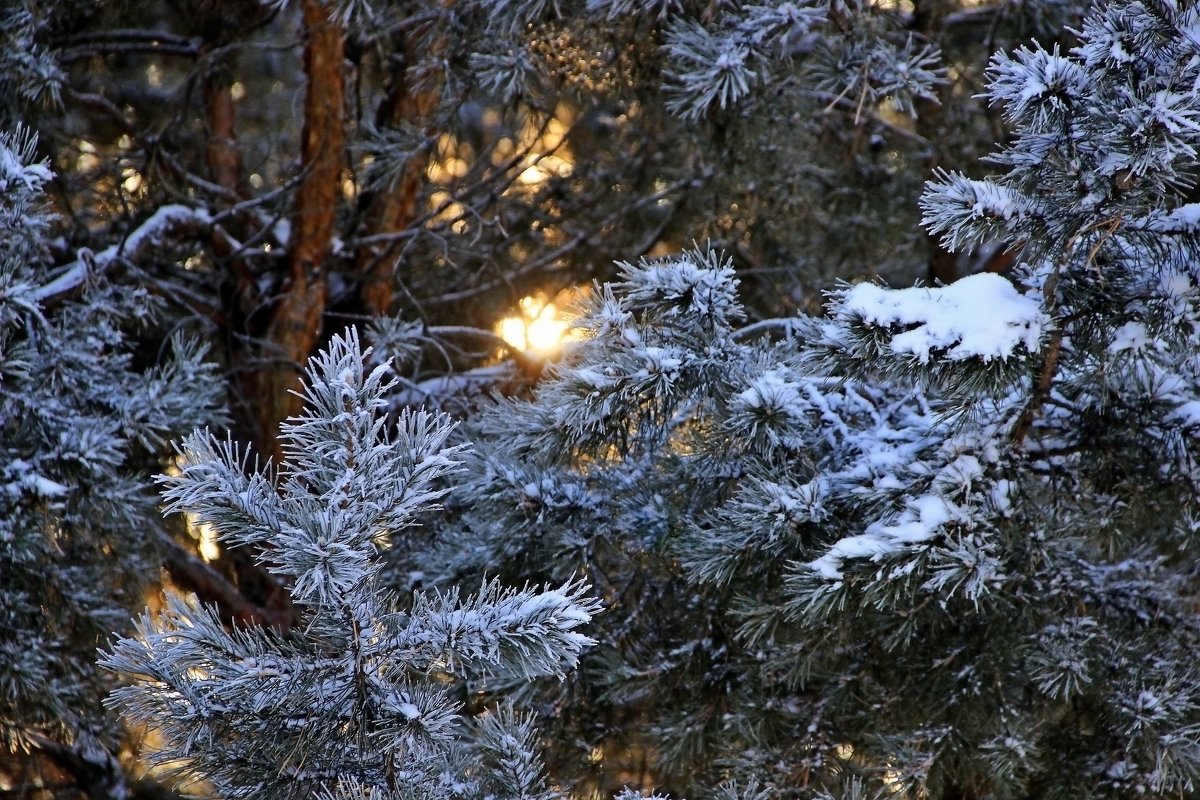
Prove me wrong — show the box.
[1009,326,1063,449]
[155,527,287,630]
[32,205,214,305]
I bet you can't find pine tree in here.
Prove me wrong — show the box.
[4,4,1098,704]
[12,0,1091,467]
[413,1,1200,796]
[0,2,64,117]
[10,1,1200,798]
[100,330,601,800]
[0,126,223,790]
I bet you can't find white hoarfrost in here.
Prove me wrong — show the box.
[808,493,960,580]
[101,331,600,800]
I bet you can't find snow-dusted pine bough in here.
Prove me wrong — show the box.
[0,124,223,786]
[400,1,1200,796]
[101,330,600,800]
[97,0,1200,798]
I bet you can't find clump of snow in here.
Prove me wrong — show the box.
[514,589,594,629]
[808,492,961,580]
[1145,202,1200,232]
[990,479,1014,516]
[1109,321,1154,354]
[1171,400,1200,429]
[762,476,828,525]
[809,429,1008,581]
[735,370,804,417]
[636,346,684,380]
[0,146,51,194]
[841,273,1047,363]
[272,219,291,246]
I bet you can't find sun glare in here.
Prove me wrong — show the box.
[196,522,221,562]
[497,294,573,354]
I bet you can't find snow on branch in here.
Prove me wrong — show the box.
[1138,203,1200,235]
[920,171,1040,253]
[807,494,961,581]
[837,274,1047,365]
[809,273,1050,399]
[32,205,212,303]
[986,45,1090,129]
[0,129,52,194]
[104,329,598,800]
[404,578,600,681]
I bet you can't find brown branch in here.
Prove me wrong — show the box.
[53,28,197,47]
[203,72,244,199]
[64,89,136,134]
[155,529,288,629]
[1010,328,1063,449]
[58,30,200,63]
[199,58,262,321]
[1012,213,1123,449]
[59,43,199,63]
[1011,270,1063,449]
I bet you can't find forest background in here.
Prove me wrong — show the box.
[4,0,1200,799]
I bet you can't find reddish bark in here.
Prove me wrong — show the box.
[201,67,261,313]
[203,73,243,196]
[356,117,425,316]
[355,20,444,315]
[245,0,345,461]
[214,0,345,629]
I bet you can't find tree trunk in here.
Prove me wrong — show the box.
[354,19,445,316]
[239,0,344,462]
[211,0,344,631]
[203,69,243,196]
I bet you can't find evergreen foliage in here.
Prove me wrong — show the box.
[101,330,601,800]
[10,0,1089,396]
[5,0,1200,798]
[0,2,63,115]
[405,1,1200,796]
[0,126,222,776]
